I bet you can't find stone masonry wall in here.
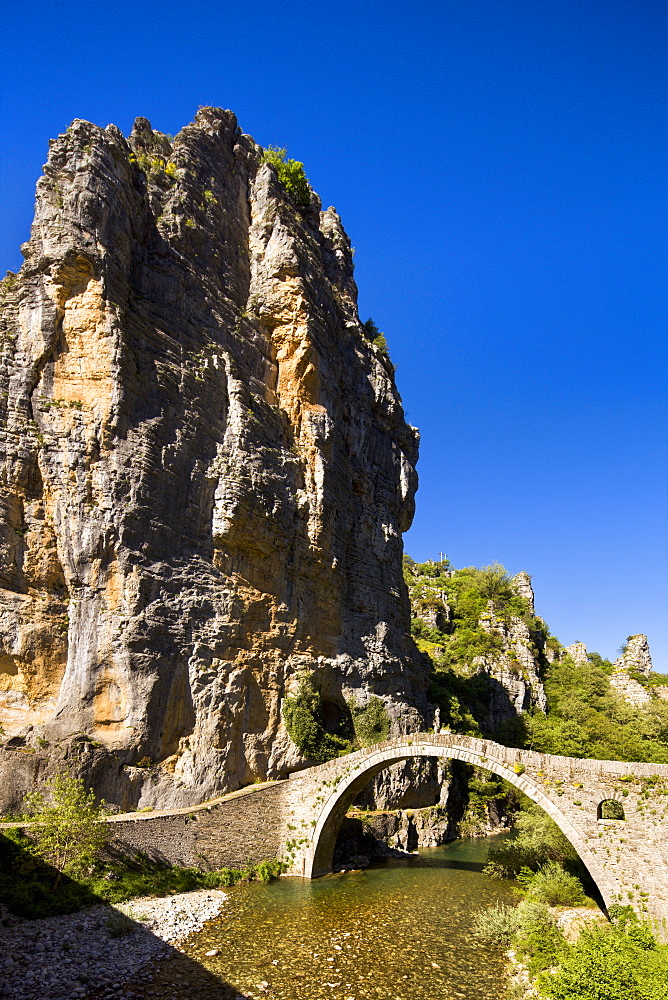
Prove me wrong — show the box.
[105,782,287,869]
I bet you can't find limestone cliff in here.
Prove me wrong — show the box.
[0,109,425,809]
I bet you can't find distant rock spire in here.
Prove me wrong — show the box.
[610,635,653,707]
[613,634,653,676]
[512,571,534,612]
[565,642,588,665]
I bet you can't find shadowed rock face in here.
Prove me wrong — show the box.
[0,108,426,808]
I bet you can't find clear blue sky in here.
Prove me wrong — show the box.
[1,0,666,668]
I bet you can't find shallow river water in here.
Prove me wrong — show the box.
[163,837,518,1000]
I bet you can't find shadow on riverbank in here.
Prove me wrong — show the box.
[0,833,255,1000]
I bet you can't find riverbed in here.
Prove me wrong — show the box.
[135,836,518,1000]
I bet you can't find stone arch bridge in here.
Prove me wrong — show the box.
[84,734,668,927]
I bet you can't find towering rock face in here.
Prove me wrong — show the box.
[0,109,425,807]
[512,570,534,612]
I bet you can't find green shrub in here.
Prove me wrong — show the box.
[484,804,581,878]
[262,146,310,206]
[472,902,520,946]
[411,617,446,643]
[348,696,391,747]
[25,772,109,885]
[473,899,566,975]
[538,924,668,1000]
[516,861,587,907]
[514,900,565,975]
[362,318,393,363]
[105,910,137,937]
[282,672,351,763]
[254,858,286,882]
[129,151,176,182]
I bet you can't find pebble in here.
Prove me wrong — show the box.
[0,890,228,1000]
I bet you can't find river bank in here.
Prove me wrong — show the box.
[1,838,520,1000]
[0,890,230,1000]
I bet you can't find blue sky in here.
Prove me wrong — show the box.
[1,0,666,667]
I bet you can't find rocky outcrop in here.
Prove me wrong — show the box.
[564,642,589,665]
[610,634,653,707]
[613,634,653,677]
[406,564,547,731]
[355,756,449,810]
[512,571,534,612]
[0,109,426,809]
[476,597,547,728]
[335,806,454,864]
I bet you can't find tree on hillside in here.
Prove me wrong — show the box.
[25,772,109,886]
[473,563,515,604]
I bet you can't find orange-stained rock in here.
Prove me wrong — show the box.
[0,110,425,809]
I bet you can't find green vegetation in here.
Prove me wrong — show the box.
[539,914,668,1000]
[349,696,391,747]
[24,772,109,886]
[473,898,565,975]
[405,553,668,763]
[483,803,582,879]
[362,318,389,354]
[0,270,19,295]
[404,557,549,739]
[362,318,395,369]
[262,146,311,206]
[129,150,177,182]
[282,671,393,762]
[0,772,284,918]
[525,651,668,763]
[476,898,668,993]
[0,826,285,919]
[282,671,351,763]
[516,861,588,907]
[456,766,522,837]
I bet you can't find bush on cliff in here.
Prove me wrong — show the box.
[348,696,391,747]
[362,318,392,362]
[262,146,310,206]
[282,672,352,763]
[404,557,548,738]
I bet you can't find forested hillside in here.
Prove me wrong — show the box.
[405,557,668,762]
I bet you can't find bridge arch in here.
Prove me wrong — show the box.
[304,738,610,903]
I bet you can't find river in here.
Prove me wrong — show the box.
[159,836,518,1000]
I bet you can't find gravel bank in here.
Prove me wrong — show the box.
[0,890,229,1000]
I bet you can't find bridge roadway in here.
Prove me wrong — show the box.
[6,734,667,927]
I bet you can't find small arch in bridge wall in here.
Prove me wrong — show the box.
[306,741,614,908]
[598,799,625,821]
